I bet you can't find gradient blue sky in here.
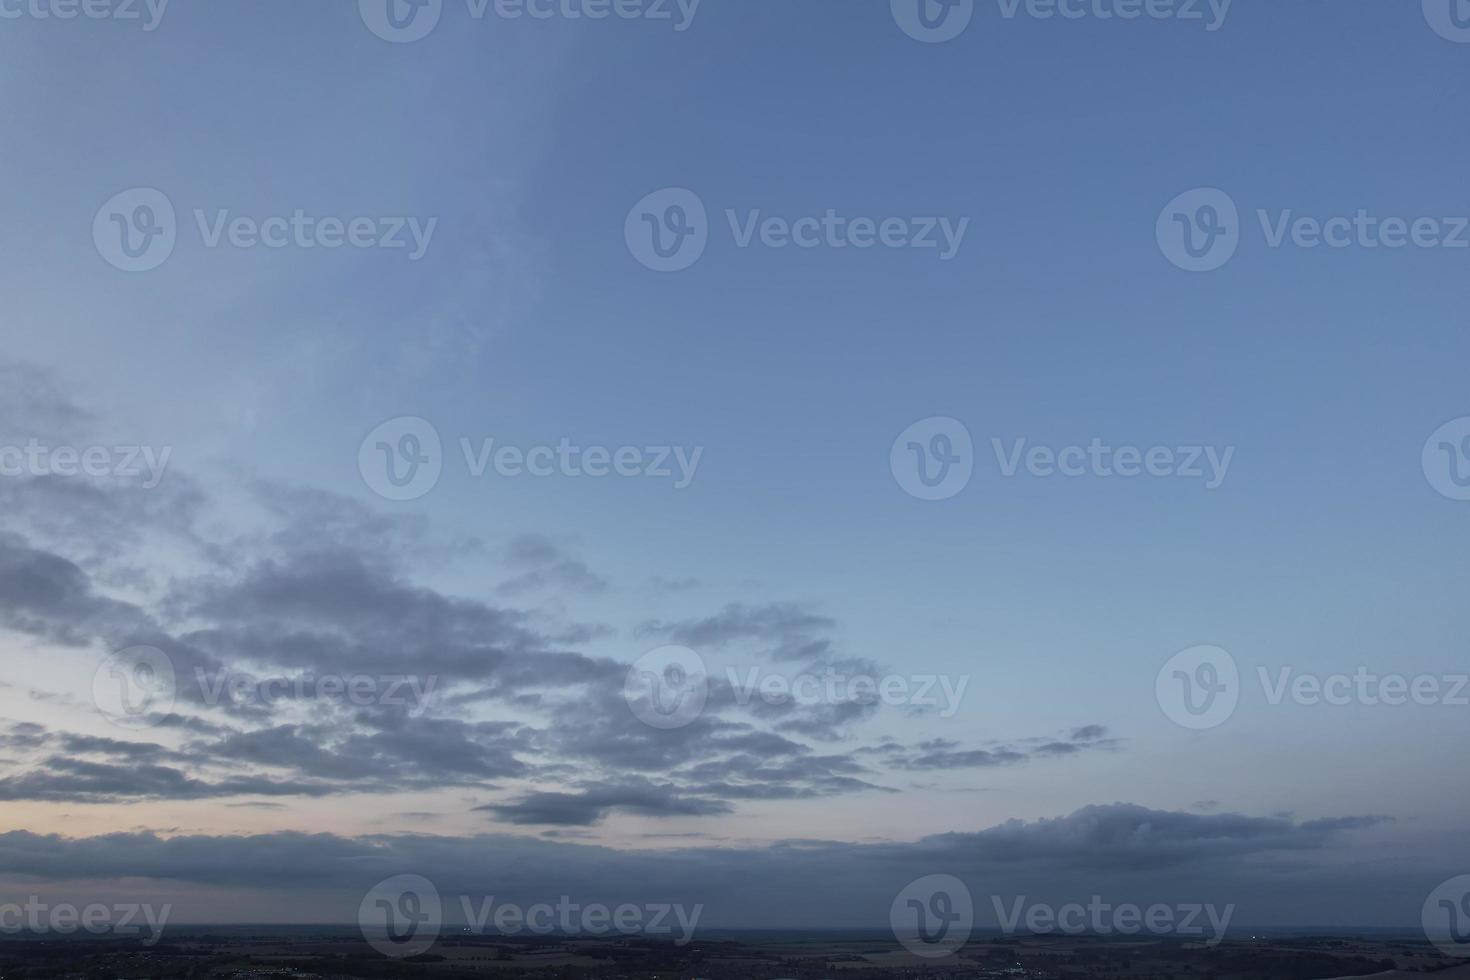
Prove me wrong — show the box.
[0,0,1468,929]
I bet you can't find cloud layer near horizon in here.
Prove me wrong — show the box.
[0,803,1413,928]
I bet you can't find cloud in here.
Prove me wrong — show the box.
[885,727,1120,770]
[0,362,93,437]
[496,534,608,596]
[0,367,1121,825]
[638,602,835,661]
[0,805,1404,928]
[477,778,735,826]
[648,576,702,593]
[0,534,158,646]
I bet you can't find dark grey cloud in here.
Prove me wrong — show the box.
[0,514,1110,815]
[0,755,343,804]
[0,476,207,588]
[477,778,735,826]
[638,602,835,661]
[0,535,156,646]
[0,804,1408,929]
[882,728,1120,771]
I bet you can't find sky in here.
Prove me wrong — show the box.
[0,0,1469,946]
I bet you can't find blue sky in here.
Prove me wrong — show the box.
[0,0,1468,933]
